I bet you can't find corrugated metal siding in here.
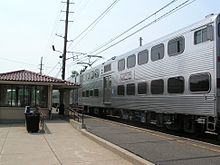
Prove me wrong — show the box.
[111,95,215,116]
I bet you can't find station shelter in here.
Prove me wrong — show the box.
[0,70,78,123]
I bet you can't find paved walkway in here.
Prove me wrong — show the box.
[0,120,132,165]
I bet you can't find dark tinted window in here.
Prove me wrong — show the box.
[90,90,94,96]
[127,83,135,95]
[218,23,220,37]
[117,85,125,96]
[168,36,185,56]
[151,79,164,94]
[168,76,184,93]
[138,82,147,94]
[151,43,164,61]
[82,91,85,97]
[104,64,111,72]
[127,54,136,68]
[194,28,208,44]
[190,73,210,92]
[118,59,125,71]
[86,90,89,97]
[94,89,99,97]
[138,49,148,65]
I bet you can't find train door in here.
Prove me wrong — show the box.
[103,75,112,104]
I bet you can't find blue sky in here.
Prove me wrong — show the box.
[0,0,219,79]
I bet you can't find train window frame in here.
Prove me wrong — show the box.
[117,85,125,96]
[90,90,94,97]
[218,23,220,37]
[82,91,85,97]
[168,36,185,56]
[138,49,148,65]
[94,89,99,97]
[104,64,111,73]
[189,73,211,93]
[138,82,147,94]
[151,43,164,62]
[86,90,89,97]
[126,83,135,96]
[151,79,164,94]
[118,59,125,71]
[127,54,136,69]
[168,76,185,94]
[194,27,208,44]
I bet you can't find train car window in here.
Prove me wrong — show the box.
[94,69,99,78]
[168,36,185,56]
[127,54,136,69]
[138,49,148,65]
[86,90,89,97]
[82,91,85,97]
[90,90,94,96]
[138,82,147,94]
[207,25,214,41]
[104,64,111,72]
[189,73,210,92]
[127,83,135,95]
[118,59,125,71]
[151,79,164,94]
[94,89,99,97]
[168,76,184,93]
[117,85,125,96]
[218,23,220,37]
[151,43,164,61]
[194,27,208,44]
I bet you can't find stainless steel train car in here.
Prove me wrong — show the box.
[77,13,220,135]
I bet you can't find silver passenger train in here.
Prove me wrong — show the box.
[77,13,220,135]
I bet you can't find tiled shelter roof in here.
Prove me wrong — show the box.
[0,70,76,86]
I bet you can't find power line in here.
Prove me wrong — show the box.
[55,67,62,78]
[88,0,178,54]
[0,56,40,68]
[92,0,196,56]
[67,0,120,50]
[47,61,61,75]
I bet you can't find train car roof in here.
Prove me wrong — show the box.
[82,13,219,74]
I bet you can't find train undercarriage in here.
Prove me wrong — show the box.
[84,106,220,136]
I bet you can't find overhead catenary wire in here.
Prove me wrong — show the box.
[91,0,196,56]
[88,0,178,54]
[47,61,61,75]
[55,67,62,78]
[67,0,179,69]
[67,0,120,50]
[64,0,197,75]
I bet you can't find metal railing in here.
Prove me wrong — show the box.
[66,104,84,124]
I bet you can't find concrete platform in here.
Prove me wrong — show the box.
[84,117,220,165]
[0,120,135,165]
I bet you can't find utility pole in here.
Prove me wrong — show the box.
[62,0,70,80]
[39,57,43,75]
